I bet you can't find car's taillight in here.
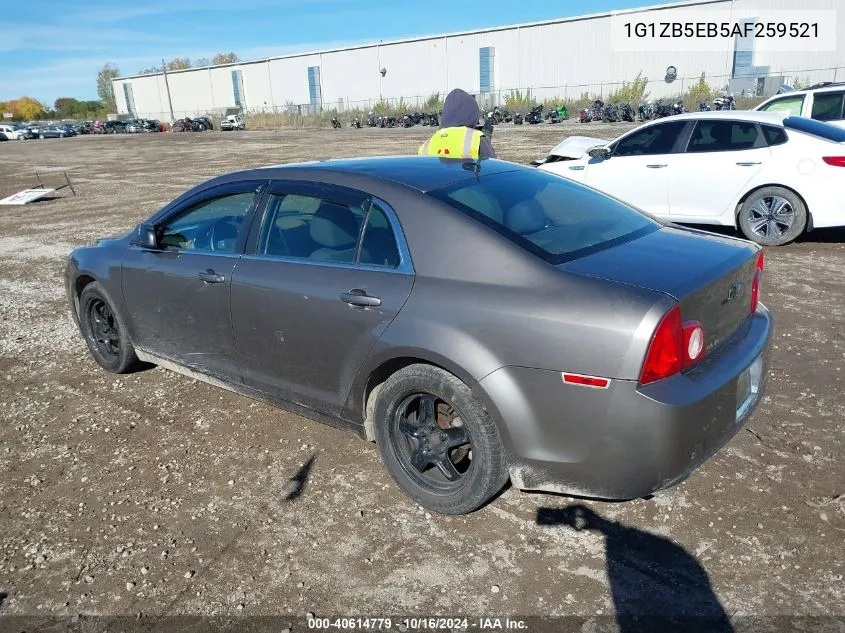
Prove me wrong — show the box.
[750,250,764,313]
[822,156,845,167]
[640,307,707,385]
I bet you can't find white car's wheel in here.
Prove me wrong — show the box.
[738,187,807,247]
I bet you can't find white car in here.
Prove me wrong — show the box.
[536,111,845,246]
[0,124,28,140]
[220,114,245,131]
[755,82,845,129]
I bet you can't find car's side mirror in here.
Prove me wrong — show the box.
[588,146,611,160]
[130,223,158,249]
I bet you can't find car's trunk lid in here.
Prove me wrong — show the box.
[563,226,759,354]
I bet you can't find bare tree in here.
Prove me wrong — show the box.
[166,58,192,71]
[212,52,240,65]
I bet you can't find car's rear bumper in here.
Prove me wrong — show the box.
[478,304,772,500]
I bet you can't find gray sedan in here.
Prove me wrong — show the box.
[66,157,772,514]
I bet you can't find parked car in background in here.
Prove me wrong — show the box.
[125,120,143,133]
[755,81,845,128]
[194,116,213,131]
[535,112,845,246]
[36,125,73,139]
[220,114,245,131]
[143,119,161,132]
[66,156,771,514]
[0,124,29,140]
[103,120,127,134]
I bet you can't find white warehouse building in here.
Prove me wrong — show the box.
[113,0,845,121]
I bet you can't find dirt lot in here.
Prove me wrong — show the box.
[0,124,843,631]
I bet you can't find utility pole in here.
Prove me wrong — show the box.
[161,58,175,123]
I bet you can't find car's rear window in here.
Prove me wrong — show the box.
[428,169,659,264]
[783,116,845,142]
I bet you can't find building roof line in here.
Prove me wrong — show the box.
[113,0,728,82]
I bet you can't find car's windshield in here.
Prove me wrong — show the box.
[428,169,659,264]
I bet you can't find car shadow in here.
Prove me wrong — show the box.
[536,504,733,633]
[283,454,316,501]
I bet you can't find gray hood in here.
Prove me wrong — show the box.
[440,89,480,128]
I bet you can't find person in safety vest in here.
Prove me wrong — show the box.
[418,88,496,160]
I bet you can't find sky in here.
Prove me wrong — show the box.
[1,0,653,106]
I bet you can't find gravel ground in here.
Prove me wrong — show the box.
[0,123,843,631]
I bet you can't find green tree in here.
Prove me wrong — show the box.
[97,63,120,112]
[423,92,443,110]
[212,52,239,65]
[606,70,650,103]
[166,57,192,71]
[685,72,713,103]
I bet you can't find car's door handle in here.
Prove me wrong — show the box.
[736,161,762,166]
[198,269,226,284]
[340,289,382,307]
[646,164,668,168]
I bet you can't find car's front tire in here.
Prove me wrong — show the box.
[738,187,807,246]
[78,282,142,374]
[373,364,508,515]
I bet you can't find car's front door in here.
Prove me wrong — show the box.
[583,120,689,218]
[121,181,265,380]
[668,120,770,218]
[230,182,414,415]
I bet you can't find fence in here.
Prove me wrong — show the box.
[129,66,845,130]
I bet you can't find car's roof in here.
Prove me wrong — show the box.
[245,156,525,192]
[660,110,787,124]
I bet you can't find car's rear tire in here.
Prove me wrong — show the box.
[738,187,807,246]
[78,282,142,374]
[373,364,508,515]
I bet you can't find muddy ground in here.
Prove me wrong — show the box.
[0,123,843,631]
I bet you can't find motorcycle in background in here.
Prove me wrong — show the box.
[670,100,685,115]
[512,112,524,125]
[578,107,593,123]
[601,103,620,122]
[699,100,711,111]
[620,103,635,122]
[331,116,342,129]
[712,95,736,110]
[526,105,543,124]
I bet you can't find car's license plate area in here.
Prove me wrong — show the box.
[736,355,763,421]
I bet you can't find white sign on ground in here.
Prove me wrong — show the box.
[0,188,56,205]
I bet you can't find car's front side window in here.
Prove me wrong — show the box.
[759,95,805,116]
[158,191,256,253]
[686,120,760,152]
[612,121,687,157]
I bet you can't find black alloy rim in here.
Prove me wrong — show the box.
[87,299,120,359]
[390,393,473,493]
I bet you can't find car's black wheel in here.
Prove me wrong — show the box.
[374,364,508,515]
[738,187,807,246]
[78,282,142,373]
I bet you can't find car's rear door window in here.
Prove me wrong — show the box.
[810,92,845,121]
[686,120,761,152]
[428,169,659,264]
[761,125,788,146]
[258,192,402,268]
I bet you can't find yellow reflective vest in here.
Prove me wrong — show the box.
[418,126,483,159]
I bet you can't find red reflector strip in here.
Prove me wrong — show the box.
[822,156,845,167]
[562,372,610,389]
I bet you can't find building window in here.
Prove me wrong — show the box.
[231,70,245,108]
[732,19,755,77]
[122,83,136,116]
[307,66,322,110]
[480,47,495,93]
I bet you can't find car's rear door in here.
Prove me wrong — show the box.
[668,119,770,219]
[121,180,266,380]
[230,181,414,415]
[582,120,689,218]
[809,90,845,129]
